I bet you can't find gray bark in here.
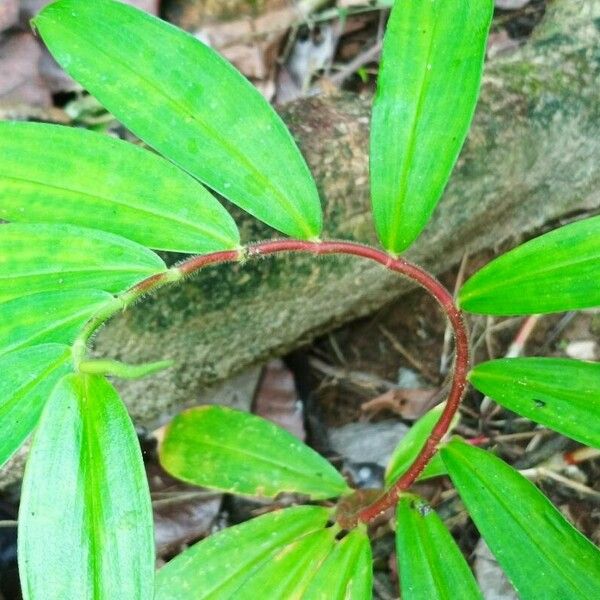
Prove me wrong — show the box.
[94,0,600,427]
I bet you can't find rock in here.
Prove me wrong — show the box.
[0,0,18,33]
[474,538,519,600]
[495,0,531,9]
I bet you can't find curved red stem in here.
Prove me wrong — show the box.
[137,239,470,526]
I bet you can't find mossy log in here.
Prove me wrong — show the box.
[89,0,600,427]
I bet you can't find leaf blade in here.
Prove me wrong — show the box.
[0,122,239,253]
[0,223,166,302]
[441,438,600,599]
[0,344,72,467]
[470,358,600,449]
[304,528,373,600]
[34,0,322,239]
[396,495,482,600]
[18,374,154,599]
[159,405,350,500]
[0,290,118,357]
[155,505,331,600]
[459,216,600,315]
[370,0,493,253]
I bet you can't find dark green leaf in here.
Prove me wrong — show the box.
[155,505,331,600]
[441,438,600,599]
[0,290,117,357]
[0,122,239,253]
[159,405,350,499]
[304,528,373,600]
[385,403,456,486]
[0,344,72,467]
[34,0,322,239]
[396,495,482,600]
[459,216,600,315]
[470,358,600,449]
[370,0,493,254]
[19,374,154,599]
[0,223,166,302]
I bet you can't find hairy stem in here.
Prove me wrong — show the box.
[78,239,470,525]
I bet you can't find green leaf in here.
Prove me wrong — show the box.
[0,122,239,253]
[235,528,337,599]
[155,505,331,600]
[0,290,118,357]
[19,373,154,599]
[160,405,350,499]
[0,223,166,303]
[34,0,322,240]
[304,528,373,600]
[459,216,600,315]
[396,495,482,600]
[441,438,600,599]
[385,403,457,486]
[0,344,72,467]
[370,0,493,254]
[470,358,600,449]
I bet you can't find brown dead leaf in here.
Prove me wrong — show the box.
[361,387,439,421]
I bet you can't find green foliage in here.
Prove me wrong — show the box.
[396,496,482,600]
[0,0,597,598]
[0,344,72,466]
[19,374,154,600]
[0,122,239,253]
[441,439,600,599]
[385,403,456,486]
[0,291,118,356]
[159,405,350,499]
[470,358,600,448]
[33,0,322,240]
[0,223,166,302]
[370,0,493,254]
[459,216,600,315]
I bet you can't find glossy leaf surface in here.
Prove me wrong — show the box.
[370,0,493,254]
[19,374,154,599]
[34,0,322,239]
[460,216,600,315]
[0,122,239,253]
[155,506,331,599]
[0,344,72,467]
[396,495,482,600]
[0,223,166,302]
[304,528,373,600]
[0,290,118,357]
[160,405,350,499]
[470,358,600,448]
[441,438,600,599]
[385,403,456,486]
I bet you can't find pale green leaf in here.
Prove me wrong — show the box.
[0,223,166,302]
[396,495,482,600]
[370,0,493,254]
[459,216,600,315]
[160,405,350,499]
[441,438,600,599]
[235,528,336,599]
[19,374,154,599]
[0,344,72,467]
[155,506,331,600]
[0,122,239,253]
[470,358,600,449]
[34,0,322,239]
[385,403,457,486]
[0,290,118,357]
[304,528,373,600]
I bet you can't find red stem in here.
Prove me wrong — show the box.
[137,239,470,526]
